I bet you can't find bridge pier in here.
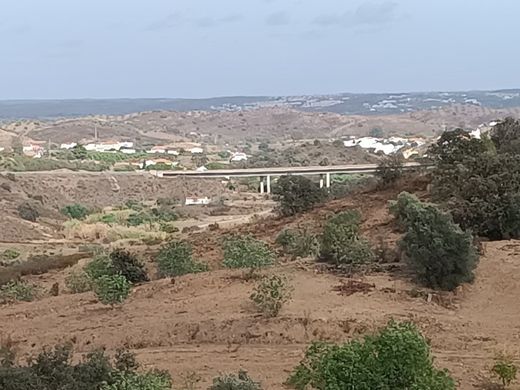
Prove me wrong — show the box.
[326,172,331,189]
[260,177,265,194]
[266,175,271,194]
[319,176,324,188]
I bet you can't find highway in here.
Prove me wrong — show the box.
[158,162,425,178]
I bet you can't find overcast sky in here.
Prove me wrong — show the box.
[1,0,518,99]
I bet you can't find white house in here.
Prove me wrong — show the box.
[196,166,208,172]
[147,146,166,154]
[230,152,248,162]
[121,148,137,154]
[191,147,204,154]
[23,144,45,158]
[60,142,77,150]
[185,197,210,206]
[0,146,4,152]
[85,141,134,152]
[167,150,179,156]
[344,137,406,155]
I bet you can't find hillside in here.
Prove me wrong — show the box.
[0,181,517,389]
[1,104,518,148]
[1,90,520,120]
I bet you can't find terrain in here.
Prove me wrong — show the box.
[0,182,518,389]
[1,90,520,120]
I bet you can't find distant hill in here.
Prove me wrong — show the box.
[1,89,519,120]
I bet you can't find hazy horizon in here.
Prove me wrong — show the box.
[1,0,519,100]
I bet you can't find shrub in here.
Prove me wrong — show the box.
[223,236,275,277]
[0,343,168,390]
[61,204,90,220]
[273,176,326,216]
[102,370,172,390]
[375,155,403,188]
[491,116,520,154]
[319,211,374,266]
[250,275,293,317]
[126,212,149,227]
[0,281,36,303]
[159,222,179,233]
[156,240,208,277]
[287,321,455,390]
[390,192,478,291]
[491,354,517,388]
[109,249,148,284]
[65,270,92,293]
[1,249,20,261]
[210,370,262,390]
[93,274,131,306]
[428,128,520,239]
[100,213,117,224]
[369,127,384,138]
[84,255,114,281]
[151,206,178,222]
[17,202,39,222]
[276,229,319,258]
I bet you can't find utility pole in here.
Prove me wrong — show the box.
[94,123,98,141]
[48,139,51,158]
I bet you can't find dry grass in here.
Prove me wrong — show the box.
[63,220,168,243]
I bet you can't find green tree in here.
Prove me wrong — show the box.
[93,274,131,306]
[390,192,478,291]
[375,155,403,188]
[319,211,374,266]
[287,321,455,390]
[109,249,148,284]
[71,144,88,160]
[491,116,520,154]
[222,236,275,278]
[156,240,207,277]
[61,204,90,220]
[250,275,293,317]
[273,176,326,217]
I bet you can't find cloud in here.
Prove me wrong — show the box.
[265,11,290,26]
[146,12,243,31]
[145,12,184,31]
[313,1,399,28]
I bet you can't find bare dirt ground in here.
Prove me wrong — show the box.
[1,245,519,389]
[1,178,519,389]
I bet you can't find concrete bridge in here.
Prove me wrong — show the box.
[157,162,425,194]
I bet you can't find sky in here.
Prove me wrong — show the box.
[0,0,518,99]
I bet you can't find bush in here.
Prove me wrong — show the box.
[0,343,170,390]
[126,212,149,227]
[491,116,520,154]
[210,370,262,390]
[428,128,520,239]
[102,370,172,390]
[93,274,131,306]
[156,240,208,277]
[491,354,517,388]
[375,155,403,188]
[17,202,39,222]
[61,204,90,220]
[0,281,36,303]
[276,229,319,258]
[109,249,148,284]
[65,270,92,293]
[390,192,478,291]
[287,321,455,390]
[250,275,293,317]
[273,176,326,216]
[319,211,374,266]
[1,249,20,261]
[223,236,275,277]
[84,255,114,281]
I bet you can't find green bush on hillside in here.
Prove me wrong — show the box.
[210,370,262,390]
[93,274,131,306]
[156,240,208,277]
[287,321,455,390]
[109,249,148,284]
[61,204,90,220]
[319,210,375,266]
[390,192,478,291]
[276,229,319,258]
[273,176,327,216]
[223,236,275,277]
